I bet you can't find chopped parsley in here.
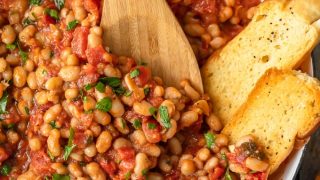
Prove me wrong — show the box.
[45,8,59,20]
[124,171,131,180]
[99,77,121,87]
[6,123,15,129]
[132,119,141,129]
[52,174,70,180]
[0,164,11,176]
[49,121,58,129]
[130,69,140,78]
[63,127,76,160]
[84,84,92,91]
[83,96,88,102]
[6,44,16,50]
[42,69,48,75]
[141,168,148,176]
[149,107,157,118]
[95,82,105,93]
[224,168,233,180]
[24,107,30,115]
[0,91,8,114]
[29,0,42,6]
[19,50,28,64]
[143,87,150,96]
[120,119,126,129]
[147,122,156,129]
[15,41,28,64]
[54,0,65,10]
[99,77,126,95]
[47,150,55,161]
[159,106,171,129]
[67,20,79,31]
[204,132,216,148]
[23,17,35,26]
[96,97,112,112]
[124,90,132,97]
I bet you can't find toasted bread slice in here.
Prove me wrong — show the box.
[222,69,320,174]
[201,0,320,125]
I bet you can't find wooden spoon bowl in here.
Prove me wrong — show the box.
[101,0,203,93]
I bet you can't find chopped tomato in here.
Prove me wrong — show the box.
[42,15,56,25]
[117,147,135,161]
[77,64,99,88]
[84,0,101,21]
[30,150,53,176]
[142,119,162,143]
[132,66,151,87]
[244,172,268,180]
[71,27,89,59]
[0,147,9,163]
[209,167,225,180]
[100,160,117,177]
[86,45,109,65]
[192,0,218,15]
[73,131,90,149]
[165,170,181,180]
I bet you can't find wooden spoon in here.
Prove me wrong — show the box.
[101,0,203,93]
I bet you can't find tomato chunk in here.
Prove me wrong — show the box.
[192,0,218,15]
[209,167,225,180]
[142,119,162,143]
[100,160,117,177]
[71,27,89,59]
[132,66,151,87]
[86,45,109,65]
[84,0,101,21]
[30,150,53,176]
[0,147,9,163]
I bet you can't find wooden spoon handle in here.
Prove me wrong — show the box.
[289,0,320,23]
[101,0,203,93]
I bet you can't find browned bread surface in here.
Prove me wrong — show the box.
[222,69,320,174]
[201,0,320,125]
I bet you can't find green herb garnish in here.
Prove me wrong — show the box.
[143,87,150,96]
[49,121,57,129]
[0,91,8,114]
[0,164,11,176]
[67,20,79,31]
[84,84,92,91]
[130,69,140,78]
[6,44,16,50]
[95,82,105,93]
[52,174,70,180]
[124,171,131,180]
[133,119,141,129]
[63,127,76,160]
[124,90,132,97]
[47,150,55,161]
[204,132,216,148]
[45,8,59,20]
[147,123,156,129]
[29,0,42,6]
[159,106,171,129]
[96,97,112,112]
[23,18,35,26]
[149,107,157,118]
[141,168,148,176]
[54,0,65,10]
[99,77,121,87]
[24,107,30,115]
